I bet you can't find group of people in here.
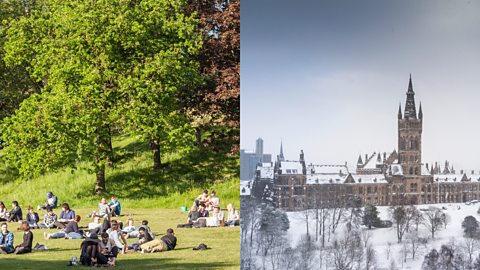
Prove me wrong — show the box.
[178,190,239,228]
[0,192,178,267]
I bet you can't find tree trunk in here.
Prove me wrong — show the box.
[95,158,106,194]
[107,129,114,167]
[150,139,162,170]
[195,127,202,147]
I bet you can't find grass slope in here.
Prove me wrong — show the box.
[2,208,240,269]
[0,134,240,209]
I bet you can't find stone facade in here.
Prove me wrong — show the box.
[265,76,480,210]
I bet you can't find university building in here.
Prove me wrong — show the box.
[258,76,480,210]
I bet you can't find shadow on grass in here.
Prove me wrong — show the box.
[96,142,239,200]
[0,257,237,270]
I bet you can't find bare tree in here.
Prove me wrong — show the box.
[386,241,392,260]
[463,237,478,268]
[410,206,424,232]
[406,232,428,260]
[391,205,415,243]
[331,229,363,270]
[423,207,446,239]
[296,234,316,270]
[365,244,376,270]
[361,229,373,248]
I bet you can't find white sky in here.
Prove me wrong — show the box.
[241,0,480,172]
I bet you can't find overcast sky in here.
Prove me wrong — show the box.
[241,0,480,172]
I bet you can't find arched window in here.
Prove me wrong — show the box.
[415,167,419,175]
[410,167,413,175]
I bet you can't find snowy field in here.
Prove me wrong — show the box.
[287,202,480,269]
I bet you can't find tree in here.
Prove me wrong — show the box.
[184,0,239,153]
[391,205,415,243]
[462,215,479,238]
[0,0,40,122]
[473,253,480,270]
[423,207,446,239]
[463,237,478,268]
[363,203,380,229]
[2,0,201,193]
[365,244,376,270]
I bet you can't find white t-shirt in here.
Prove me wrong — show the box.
[88,222,102,231]
[107,229,124,249]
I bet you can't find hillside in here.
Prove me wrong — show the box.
[0,135,240,209]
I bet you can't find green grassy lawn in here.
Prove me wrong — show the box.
[2,208,240,269]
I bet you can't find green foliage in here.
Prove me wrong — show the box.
[1,0,202,191]
[0,135,239,208]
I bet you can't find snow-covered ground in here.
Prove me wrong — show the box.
[287,202,480,269]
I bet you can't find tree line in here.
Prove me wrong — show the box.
[0,0,239,193]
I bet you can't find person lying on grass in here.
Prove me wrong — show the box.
[13,221,33,255]
[140,228,176,253]
[128,227,153,252]
[87,216,103,237]
[38,207,57,229]
[44,215,83,239]
[0,222,14,254]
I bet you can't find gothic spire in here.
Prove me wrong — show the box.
[404,74,417,119]
[357,154,363,165]
[419,102,423,119]
[279,140,284,162]
[398,103,402,119]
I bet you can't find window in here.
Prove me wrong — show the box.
[293,186,304,196]
[367,187,372,194]
[359,187,363,194]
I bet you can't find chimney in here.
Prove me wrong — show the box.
[461,170,464,174]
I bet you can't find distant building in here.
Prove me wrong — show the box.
[262,76,480,210]
[240,138,272,180]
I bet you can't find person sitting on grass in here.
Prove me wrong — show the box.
[106,220,128,254]
[0,202,8,222]
[44,215,83,239]
[39,192,58,210]
[207,206,224,227]
[0,222,14,254]
[99,232,118,266]
[121,218,135,236]
[79,233,108,267]
[108,196,121,217]
[194,190,209,207]
[87,216,103,237]
[55,203,75,229]
[6,201,22,222]
[224,203,240,227]
[13,221,33,255]
[26,206,40,229]
[206,191,220,211]
[92,198,110,218]
[38,207,57,229]
[140,228,176,253]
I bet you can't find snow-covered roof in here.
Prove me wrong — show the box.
[363,153,378,169]
[261,162,273,167]
[350,174,387,184]
[306,173,347,184]
[307,164,349,175]
[421,165,431,176]
[433,174,480,182]
[258,166,274,179]
[279,161,303,174]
